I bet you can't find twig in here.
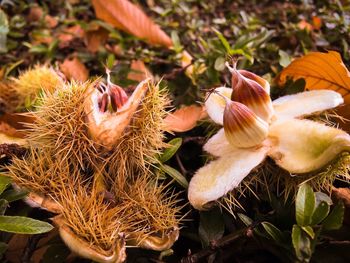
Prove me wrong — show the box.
[181,226,254,263]
[163,65,190,80]
[176,153,187,176]
[182,136,206,145]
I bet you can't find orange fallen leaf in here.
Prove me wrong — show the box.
[128,60,152,82]
[84,26,109,53]
[276,51,350,103]
[312,16,322,30]
[164,105,207,133]
[58,25,85,48]
[60,57,89,82]
[91,0,172,47]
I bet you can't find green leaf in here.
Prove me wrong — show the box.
[0,9,9,53]
[315,192,332,206]
[296,183,315,226]
[237,213,253,226]
[171,31,183,53]
[213,28,232,54]
[311,201,329,225]
[161,164,188,188]
[106,54,115,69]
[292,224,312,262]
[301,226,315,239]
[279,50,291,67]
[0,176,11,195]
[159,138,182,163]
[322,202,344,230]
[159,249,174,261]
[0,216,53,234]
[261,222,284,243]
[214,57,226,71]
[1,188,29,202]
[4,59,23,78]
[29,44,48,54]
[310,228,322,254]
[199,207,224,247]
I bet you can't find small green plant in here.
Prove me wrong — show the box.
[291,183,344,262]
[0,175,53,259]
[247,183,344,262]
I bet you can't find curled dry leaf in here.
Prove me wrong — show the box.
[128,60,152,82]
[164,105,207,133]
[91,0,172,47]
[277,51,350,103]
[60,57,89,82]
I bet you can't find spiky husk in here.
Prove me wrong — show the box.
[0,81,20,113]
[26,81,100,170]
[12,65,63,110]
[3,76,181,259]
[219,153,350,215]
[54,179,126,255]
[112,172,182,244]
[217,111,350,214]
[5,148,73,196]
[105,82,169,183]
[218,165,263,215]
[269,153,350,201]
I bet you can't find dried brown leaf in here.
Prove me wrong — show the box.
[128,60,152,82]
[91,0,172,47]
[60,57,89,82]
[164,105,207,132]
[84,27,109,53]
[277,51,350,103]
